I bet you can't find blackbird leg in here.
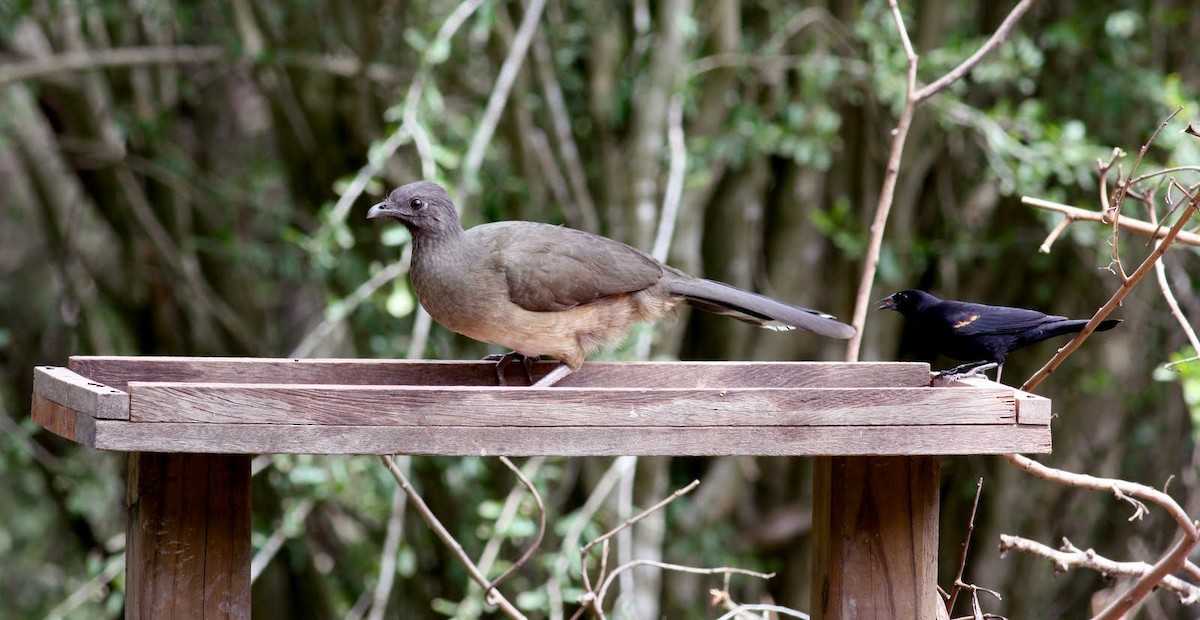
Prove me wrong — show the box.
[484,351,535,386]
[532,362,574,387]
[935,361,998,381]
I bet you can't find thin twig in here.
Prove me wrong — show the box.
[912,0,1037,104]
[45,552,124,620]
[548,456,637,620]
[485,457,548,593]
[1021,188,1200,391]
[379,455,527,619]
[1038,216,1072,253]
[843,0,918,361]
[999,535,1200,605]
[581,479,699,558]
[1149,205,1200,355]
[1002,455,1194,535]
[946,478,985,615]
[1095,531,1200,619]
[591,561,774,614]
[1023,196,1200,247]
[367,459,409,620]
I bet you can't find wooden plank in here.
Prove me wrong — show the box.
[90,422,1051,455]
[126,453,251,620]
[34,365,129,420]
[31,393,97,445]
[1014,391,1052,425]
[811,456,940,619]
[71,356,931,390]
[931,375,1051,425]
[125,383,1017,426]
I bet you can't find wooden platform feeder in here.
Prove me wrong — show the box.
[32,356,1050,619]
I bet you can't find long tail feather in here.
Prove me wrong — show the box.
[666,277,855,339]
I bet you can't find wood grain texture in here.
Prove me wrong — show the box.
[811,456,940,620]
[89,422,1051,455]
[70,356,931,390]
[1014,391,1052,425]
[126,453,250,620]
[931,374,1051,425]
[32,394,97,447]
[126,383,1018,427]
[34,365,129,419]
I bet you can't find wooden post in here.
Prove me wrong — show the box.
[811,455,940,619]
[126,453,251,619]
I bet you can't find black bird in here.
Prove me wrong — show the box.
[875,289,1121,380]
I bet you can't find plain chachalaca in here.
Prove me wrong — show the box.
[368,181,855,386]
[876,289,1121,381]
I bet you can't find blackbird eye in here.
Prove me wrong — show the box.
[410,198,425,210]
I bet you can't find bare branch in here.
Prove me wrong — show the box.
[1037,216,1072,253]
[1000,535,1200,606]
[486,456,548,593]
[1022,197,1200,248]
[913,0,1037,104]
[844,0,918,361]
[1095,531,1200,619]
[1020,189,1200,391]
[379,455,527,619]
[590,560,774,613]
[946,478,985,615]
[1148,196,1200,354]
[581,479,699,559]
[368,461,409,620]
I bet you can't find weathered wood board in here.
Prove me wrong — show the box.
[29,357,1051,455]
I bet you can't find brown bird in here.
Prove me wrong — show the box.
[368,181,854,386]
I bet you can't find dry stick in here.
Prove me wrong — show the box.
[578,480,700,614]
[549,456,636,620]
[1038,216,1072,253]
[1149,205,1200,354]
[1021,189,1200,392]
[844,0,1036,360]
[946,478,985,615]
[843,0,917,362]
[1096,531,1200,619]
[367,459,409,620]
[485,457,548,594]
[999,535,1200,604]
[1023,197,1200,248]
[594,561,774,612]
[379,455,527,619]
[910,0,1037,105]
[1104,109,1182,279]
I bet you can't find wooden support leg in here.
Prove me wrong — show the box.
[811,455,940,619]
[126,453,251,619]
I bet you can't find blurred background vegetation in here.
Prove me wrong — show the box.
[2,0,1200,617]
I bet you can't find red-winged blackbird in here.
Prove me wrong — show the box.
[876,289,1122,379]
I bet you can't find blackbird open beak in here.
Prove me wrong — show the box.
[367,202,392,219]
[874,295,895,310]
